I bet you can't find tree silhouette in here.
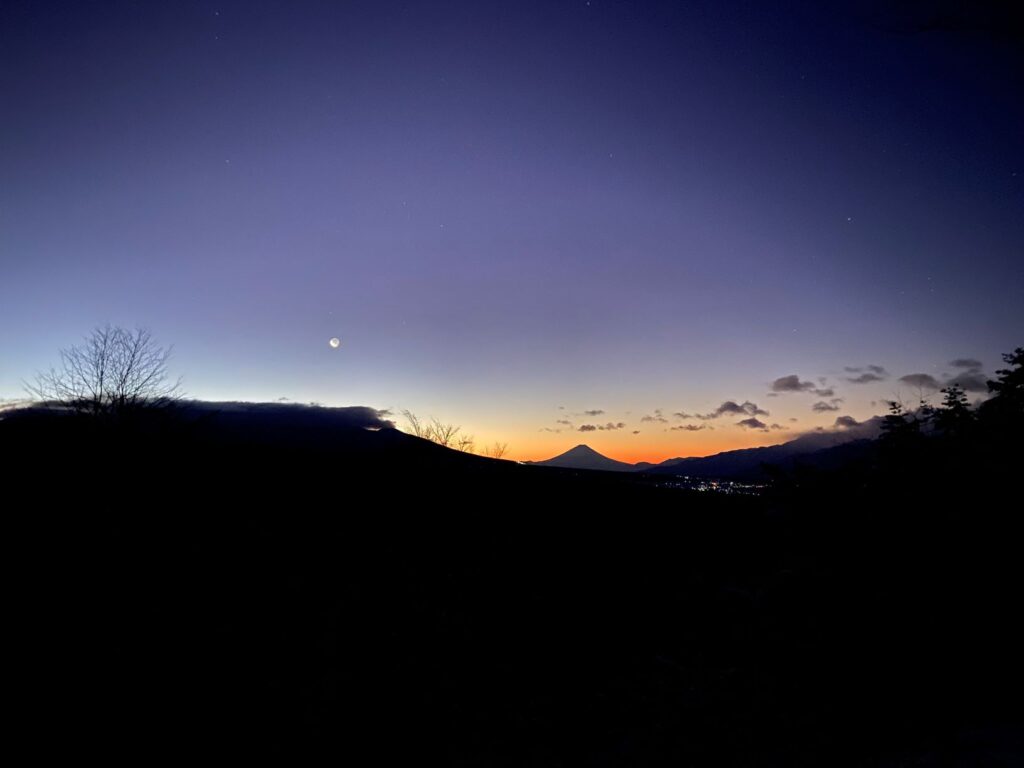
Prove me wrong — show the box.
[27,324,181,416]
[983,347,1024,417]
[484,442,509,459]
[933,384,972,437]
[400,409,508,458]
[880,399,922,444]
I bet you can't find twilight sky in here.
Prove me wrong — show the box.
[2,0,1021,461]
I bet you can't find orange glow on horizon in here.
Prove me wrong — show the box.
[511,432,791,465]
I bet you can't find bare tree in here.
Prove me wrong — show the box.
[27,325,182,416]
[401,409,501,456]
[484,442,509,459]
[429,418,463,448]
[401,409,432,440]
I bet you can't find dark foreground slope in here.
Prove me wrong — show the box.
[3,404,1022,765]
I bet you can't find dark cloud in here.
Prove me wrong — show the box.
[641,409,668,423]
[844,365,888,383]
[950,358,982,369]
[769,423,785,430]
[946,371,988,392]
[812,401,841,412]
[834,415,860,428]
[583,409,605,416]
[697,403,736,418]
[670,424,708,431]
[632,430,640,435]
[0,398,31,414]
[179,402,396,430]
[847,373,886,384]
[579,422,626,432]
[698,400,769,419]
[672,411,692,419]
[555,419,573,426]
[771,375,815,392]
[899,373,941,390]
[813,387,835,397]
[737,417,769,430]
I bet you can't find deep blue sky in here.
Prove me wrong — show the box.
[2,1,1021,459]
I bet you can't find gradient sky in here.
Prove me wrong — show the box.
[2,1,1021,461]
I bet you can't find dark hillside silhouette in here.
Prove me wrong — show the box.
[3,347,1022,764]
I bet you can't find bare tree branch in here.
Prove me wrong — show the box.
[26,324,182,416]
[484,442,508,459]
[401,409,507,458]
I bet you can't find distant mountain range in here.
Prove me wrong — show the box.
[528,417,883,480]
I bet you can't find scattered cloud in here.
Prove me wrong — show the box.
[670,424,708,431]
[834,415,860,428]
[771,375,815,392]
[556,419,573,426]
[583,409,605,416]
[769,423,785,430]
[789,417,799,422]
[737,417,769,430]
[847,364,887,374]
[844,365,888,383]
[847,373,886,384]
[632,430,640,435]
[697,400,769,419]
[641,409,668,423]
[950,358,982,369]
[812,400,841,412]
[813,387,835,397]
[899,373,941,390]
[539,427,562,433]
[578,422,626,432]
[672,411,692,419]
